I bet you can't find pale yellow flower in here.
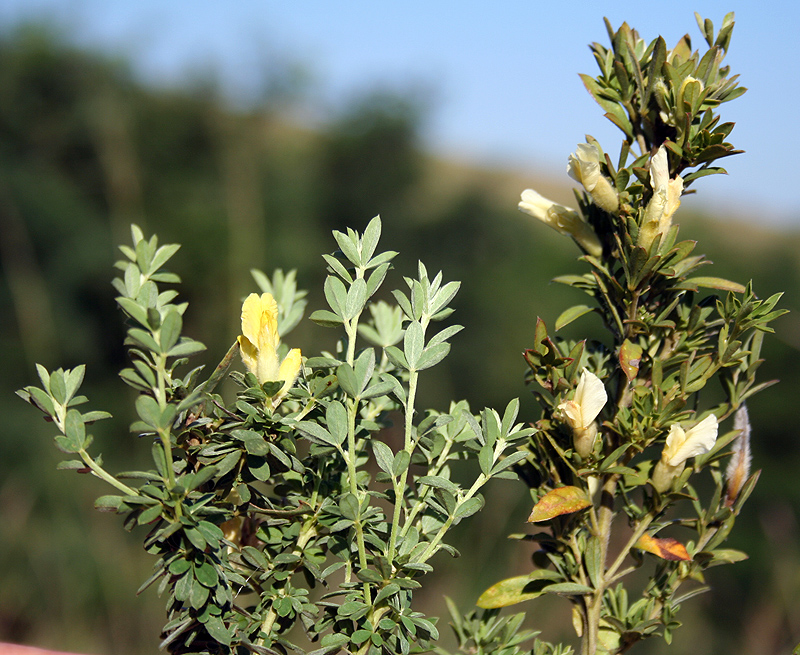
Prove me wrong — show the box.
[559,369,607,458]
[567,143,619,214]
[651,414,718,492]
[638,145,684,250]
[238,292,302,401]
[519,189,602,257]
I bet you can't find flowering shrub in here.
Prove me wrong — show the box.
[17,12,784,655]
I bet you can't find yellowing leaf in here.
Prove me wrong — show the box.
[476,570,559,609]
[635,533,692,561]
[527,486,591,523]
[619,340,643,381]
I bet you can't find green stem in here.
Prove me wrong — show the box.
[386,369,418,563]
[345,398,370,600]
[605,514,654,582]
[79,449,138,496]
[582,474,619,655]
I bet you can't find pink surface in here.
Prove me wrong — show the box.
[0,646,84,655]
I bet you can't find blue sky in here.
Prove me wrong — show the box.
[2,0,798,226]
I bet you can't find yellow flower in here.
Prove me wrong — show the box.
[638,145,684,250]
[238,292,302,401]
[567,143,619,214]
[559,369,607,458]
[519,189,602,257]
[651,414,718,492]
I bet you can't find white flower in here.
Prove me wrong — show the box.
[559,369,607,458]
[519,189,602,257]
[652,414,718,492]
[567,143,619,214]
[662,414,718,466]
[638,145,684,250]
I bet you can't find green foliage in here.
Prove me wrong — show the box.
[19,218,534,654]
[480,13,786,655]
[8,13,796,655]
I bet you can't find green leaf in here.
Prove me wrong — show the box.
[392,450,410,476]
[137,503,164,525]
[326,401,348,445]
[454,496,483,520]
[295,421,336,447]
[543,582,593,596]
[333,229,362,266]
[403,320,424,369]
[159,310,183,352]
[684,276,746,293]
[361,215,382,263]
[324,276,348,317]
[372,440,395,474]
[417,475,459,494]
[344,278,368,320]
[555,305,595,331]
[49,369,67,405]
[166,339,206,358]
[336,363,360,398]
[416,342,450,370]
[309,309,344,328]
[585,537,603,588]
[64,409,87,450]
[64,366,86,402]
[95,495,124,512]
[338,493,360,520]
[204,616,231,646]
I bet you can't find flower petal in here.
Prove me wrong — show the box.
[278,348,303,393]
[665,414,718,466]
[237,335,258,377]
[573,369,607,427]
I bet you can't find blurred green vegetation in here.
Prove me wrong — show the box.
[1,24,799,655]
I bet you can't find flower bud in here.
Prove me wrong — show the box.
[519,189,602,257]
[567,143,619,214]
[725,405,752,507]
[638,146,684,250]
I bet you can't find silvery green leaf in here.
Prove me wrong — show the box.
[361,215,381,264]
[366,262,390,298]
[344,278,367,320]
[454,496,484,520]
[431,280,460,315]
[426,324,464,348]
[416,342,450,371]
[372,440,394,474]
[392,450,410,476]
[295,420,336,447]
[148,243,180,275]
[309,310,343,328]
[321,254,353,283]
[404,321,424,369]
[326,401,348,446]
[333,229,362,267]
[353,347,375,394]
[501,398,520,436]
[324,276,347,317]
[64,366,86,403]
[159,311,182,352]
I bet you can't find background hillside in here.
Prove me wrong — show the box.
[1,26,799,655]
